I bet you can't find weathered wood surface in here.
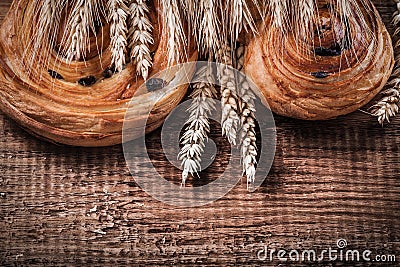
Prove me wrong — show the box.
[0,1,399,266]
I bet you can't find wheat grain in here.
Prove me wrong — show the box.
[63,0,100,62]
[370,0,400,124]
[217,44,240,146]
[178,64,217,186]
[128,0,153,80]
[160,0,186,65]
[108,0,129,73]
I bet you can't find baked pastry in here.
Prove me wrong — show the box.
[244,0,394,120]
[0,0,197,146]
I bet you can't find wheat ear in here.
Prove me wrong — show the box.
[227,0,258,43]
[217,44,240,146]
[236,45,258,188]
[370,1,400,124]
[196,0,221,58]
[268,0,289,31]
[160,0,186,65]
[107,0,129,73]
[63,0,99,62]
[178,64,217,186]
[128,0,153,80]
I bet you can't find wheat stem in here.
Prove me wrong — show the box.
[370,1,400,124]
[128,0,153,80]
[108,0,129,73]
[178,64,217,186]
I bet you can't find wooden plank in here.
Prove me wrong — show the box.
[0,0,399,266]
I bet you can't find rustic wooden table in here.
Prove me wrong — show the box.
[0,1,399,266]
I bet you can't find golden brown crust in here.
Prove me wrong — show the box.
[244,1,394,120]
[0,0,197,146]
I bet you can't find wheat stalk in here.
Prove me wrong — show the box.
[178,64,217,186]
[235,45,258,188]
[63,0,100,62]
[160,0,186,65]
[370,0,400,124]
[108,0,129,73]
[217,44,240,146]
[128,0,153,80]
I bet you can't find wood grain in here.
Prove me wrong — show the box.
[0,1,399,266]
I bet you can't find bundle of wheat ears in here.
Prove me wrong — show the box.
[0,0,399,186]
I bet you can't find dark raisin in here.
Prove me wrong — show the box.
[311,72,330,79]
[78,76,96,86]
[146,78,167,92]
[48,70,63,80]
[314,28,323,38]
[314,43,342,57]
[103,66,115,79]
